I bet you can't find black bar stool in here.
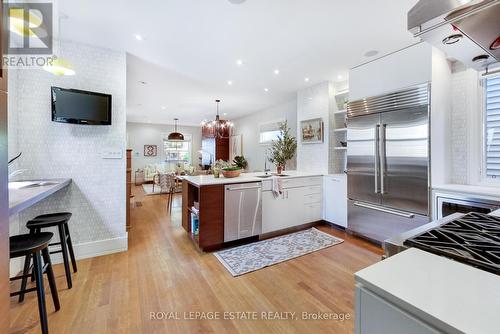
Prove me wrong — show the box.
[10,232,60,334]
[21,212,77,293]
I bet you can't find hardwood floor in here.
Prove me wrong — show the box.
[9,186,382,334]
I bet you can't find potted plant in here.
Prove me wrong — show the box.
[222,166,242,178]
[268,121,297,174]
[233,156,248,170]
[213,159,231,178]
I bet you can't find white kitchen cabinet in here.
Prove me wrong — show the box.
[262,189,301,233]
[356,286,440,334]
[323,174,347,228]
[262,177,323,234]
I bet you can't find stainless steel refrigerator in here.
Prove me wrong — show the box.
[346,83,430,244]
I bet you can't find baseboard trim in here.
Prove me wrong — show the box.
[48,234,128,265]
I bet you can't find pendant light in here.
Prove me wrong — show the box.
[201,99,233,139]
[168,118,184,141]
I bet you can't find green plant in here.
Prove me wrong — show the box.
[233,156,248,170]
[268,121,297,168]
[222,166,241,171]
[213,159,231,169]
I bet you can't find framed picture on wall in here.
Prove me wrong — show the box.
[300,118,323,144]
[144,145,157,157]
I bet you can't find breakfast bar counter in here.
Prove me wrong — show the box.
[9,178,72,216]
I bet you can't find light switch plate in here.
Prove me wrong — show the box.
[101,148,123,159]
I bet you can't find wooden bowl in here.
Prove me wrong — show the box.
[222,169,241,178]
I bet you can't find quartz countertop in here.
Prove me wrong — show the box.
[180,171,324,187]
[355,248,500,334]
[433,183,500,198]
[9,178,72,216]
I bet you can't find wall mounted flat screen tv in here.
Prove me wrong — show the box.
[51,87,112,125]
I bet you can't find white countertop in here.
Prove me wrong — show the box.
[9,178,72,216]
[181,171,324,187]
[433,183,500,198]
[356,248,500,334]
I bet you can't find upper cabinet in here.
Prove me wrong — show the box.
[349,43,433,101]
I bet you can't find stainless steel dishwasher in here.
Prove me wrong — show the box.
[224,182,262,242]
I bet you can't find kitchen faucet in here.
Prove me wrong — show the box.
[264,153,271,175]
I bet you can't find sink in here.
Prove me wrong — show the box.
[255,174,290,178]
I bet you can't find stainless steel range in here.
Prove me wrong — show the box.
[404,212,500,275]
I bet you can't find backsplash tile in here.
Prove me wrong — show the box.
[8,41,127,245]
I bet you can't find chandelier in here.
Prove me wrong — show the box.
[201,99,233,139]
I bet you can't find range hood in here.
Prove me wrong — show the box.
[408,0,500,70]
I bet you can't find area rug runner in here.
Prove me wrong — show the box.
[214,228,343,276]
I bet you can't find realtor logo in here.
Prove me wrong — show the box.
[3,2,53,55]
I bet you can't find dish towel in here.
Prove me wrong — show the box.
[271,176,283,198]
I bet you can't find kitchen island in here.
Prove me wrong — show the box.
[355,248,500,334]
[181,171,324,251]
[356,209,500,334]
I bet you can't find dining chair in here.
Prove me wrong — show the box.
[158,173,177,212]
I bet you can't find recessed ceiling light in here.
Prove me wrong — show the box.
[228,0,246,4]
[337,75,343,80]
[264,88,269,92]
[134,34,143,41]
[161,106,166,110]
[364,50,379,57]
[227,80,233,85]
[236,59,244,66]
[273,69,280,75]
[304,77,310,82]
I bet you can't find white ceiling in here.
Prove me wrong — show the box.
[59,0,419,126]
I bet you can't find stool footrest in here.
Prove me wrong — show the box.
[50,250,63,255]
[10,273,33,281]
[11,287,37,297]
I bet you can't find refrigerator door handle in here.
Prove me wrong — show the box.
[374,124,380,194]
[380,124,387,194]
[353,201,415,219]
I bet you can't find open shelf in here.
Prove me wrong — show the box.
[334,109,347,114]
[334,147,347,150]
[334,128,347,132]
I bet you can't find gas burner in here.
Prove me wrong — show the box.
[405,212,500,275]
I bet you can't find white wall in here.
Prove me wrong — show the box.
[349,43,433,101]
[232,99,297,172]
[8,41,127,262]
[126,122,202,175]
[430,48,453,186]
[297,81,333,174]
[450,62,491,186]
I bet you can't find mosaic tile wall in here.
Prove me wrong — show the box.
[8,41,127,246]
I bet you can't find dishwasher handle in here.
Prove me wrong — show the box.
[225,185,262,191]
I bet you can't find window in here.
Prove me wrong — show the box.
[259,121,283,145]
[484,74,500,179]
[163,134,192,165]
